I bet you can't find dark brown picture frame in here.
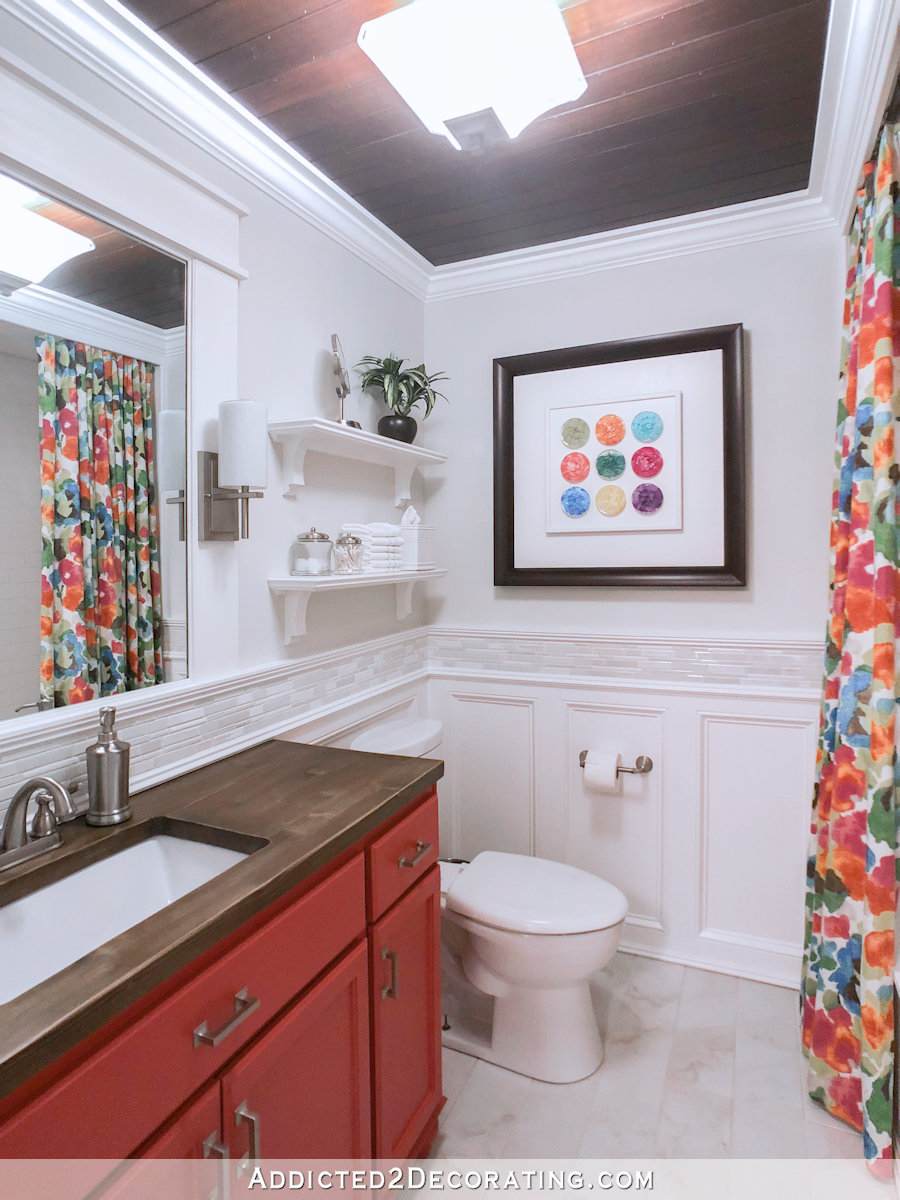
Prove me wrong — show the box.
[493,323,746,588]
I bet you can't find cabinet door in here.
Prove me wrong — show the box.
[222,940,371,1165]
[370,866,442,1158]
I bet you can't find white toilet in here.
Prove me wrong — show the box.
[440,853,626,1083]
[348,717,627,1084]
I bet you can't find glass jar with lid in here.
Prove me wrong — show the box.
[290,527,333,575]
[333,532,364,574]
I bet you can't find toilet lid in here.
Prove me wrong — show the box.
[445,851,627,934]
[349,718,442,757]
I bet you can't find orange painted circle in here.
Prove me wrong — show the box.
[595,414,625,445]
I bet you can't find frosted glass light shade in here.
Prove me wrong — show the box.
[357,0,586,150]
[0,177,94,291]
[156,409,186,492]
[218,400,267,489]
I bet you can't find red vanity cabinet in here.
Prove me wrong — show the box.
[0,784,443,1163]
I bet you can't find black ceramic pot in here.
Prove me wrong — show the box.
[378,413,418,443]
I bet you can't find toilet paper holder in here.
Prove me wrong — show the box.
[578,751,653,775]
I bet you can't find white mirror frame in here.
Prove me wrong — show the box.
[0,39,248,762]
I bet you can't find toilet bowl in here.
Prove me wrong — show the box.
[346,718,626,1084]
[440,852,626,1084]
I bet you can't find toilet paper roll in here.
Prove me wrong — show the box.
[582,751,622,792]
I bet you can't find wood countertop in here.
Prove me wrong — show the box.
[0,740,443,1103]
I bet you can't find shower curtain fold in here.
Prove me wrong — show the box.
[801,125,900,1177]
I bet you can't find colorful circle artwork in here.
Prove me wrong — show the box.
[560,487,590,517]
[595,450,625,480]
[631,410,664,442]
[560,452,590,483]
[595,414,626,445]
[595,485,626,517]
[632,483,664,514]
[561,418,590,449]
[632,446,663,478]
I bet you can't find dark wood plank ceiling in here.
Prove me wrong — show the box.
[34,201,185,329]
[122,0,830,266]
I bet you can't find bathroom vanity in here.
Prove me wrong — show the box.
[0,741,443,1165]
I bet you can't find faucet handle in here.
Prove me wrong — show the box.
[30,790,59,839]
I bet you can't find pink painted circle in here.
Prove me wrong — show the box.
[595,414,625,446]
[632,446,663,478]
[560,452,591,483]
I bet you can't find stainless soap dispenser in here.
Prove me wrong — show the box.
[86,706,132,826]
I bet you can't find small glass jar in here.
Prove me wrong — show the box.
[290,527,333,576]
[333,532,364,574]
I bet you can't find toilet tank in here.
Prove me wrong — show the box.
[349,717,443,758]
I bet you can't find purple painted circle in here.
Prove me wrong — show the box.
[632,483,664,514]
[632,446,663,478]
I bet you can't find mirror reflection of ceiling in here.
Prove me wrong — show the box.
[26,197,185,329]
[118,0,831,266]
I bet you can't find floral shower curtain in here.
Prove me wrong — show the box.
[37,335,164,706]
[801,125,900,1177]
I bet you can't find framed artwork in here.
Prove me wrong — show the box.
[493,324,746,587]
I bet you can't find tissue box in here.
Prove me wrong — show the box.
[399,525,435,570]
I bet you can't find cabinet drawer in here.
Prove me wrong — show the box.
[367,789,438,921]
[0,852,365,1159]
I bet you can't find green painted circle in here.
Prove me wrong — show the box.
[595,450,626,480]
[560,417,590,449]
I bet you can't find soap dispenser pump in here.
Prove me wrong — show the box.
[86,706,132,827]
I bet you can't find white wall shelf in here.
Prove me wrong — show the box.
[268,418,447,507]
[268,569,447,642]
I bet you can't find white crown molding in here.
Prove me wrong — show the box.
[0,0,432,302]
[0,284,180,363]
[0,0,892,305]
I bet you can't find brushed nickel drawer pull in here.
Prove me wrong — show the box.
[381,947,399,999]
[235,1100,262,1177]
[398,840,432,869]
[193,988,260,1048]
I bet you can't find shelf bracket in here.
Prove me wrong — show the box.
[277,589,311,643]
[396,580,415,620]
[271,433,307,498]
[393,464,415,509]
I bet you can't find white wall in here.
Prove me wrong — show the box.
[0,333,40,717]
[424,228,844,640]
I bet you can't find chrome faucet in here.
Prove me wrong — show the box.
[0,777,80,873]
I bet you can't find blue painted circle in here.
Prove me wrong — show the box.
[560,487,590,517]
[631,410,664,442]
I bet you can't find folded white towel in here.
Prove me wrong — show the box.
[367,522,402,535]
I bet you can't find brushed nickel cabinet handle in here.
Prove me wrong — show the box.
[235,1100,262,1177]
[202,1131,228,1160]
[381,947,399,999]
[193,988,260,1048]
[398,839,432,869]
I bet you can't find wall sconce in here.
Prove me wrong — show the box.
[157,409,186,541]
[199,400,267,541]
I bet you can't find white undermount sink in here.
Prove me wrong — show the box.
[0,832,254,1005]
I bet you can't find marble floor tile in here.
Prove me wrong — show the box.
[656,1079,732,1157]
[676,966,738,1031]
[665,1023,735,1098]
[803,1113,864,1159]
[441,1047,478,1114]
[435,1058,535,1157]
[503,1071,603,1158]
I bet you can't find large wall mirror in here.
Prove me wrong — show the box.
[0,170,188,720]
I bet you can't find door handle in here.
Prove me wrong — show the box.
[398,840,432,869]
[235,1100,262,1177]
[202,1132,228,1160]
[194,988,260,1048]
[381,947,399,999]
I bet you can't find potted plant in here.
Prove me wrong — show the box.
[356,353,448,443]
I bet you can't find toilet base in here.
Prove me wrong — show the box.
[441,980,604,1084]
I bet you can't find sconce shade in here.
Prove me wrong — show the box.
[0,177,94,295]
[156,409,186,492]
[357,0,586,151]
[218,400,268,489]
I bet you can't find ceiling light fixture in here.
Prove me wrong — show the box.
[358,0,587,152]
[0,177,95,297]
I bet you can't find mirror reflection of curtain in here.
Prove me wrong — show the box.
[36,335,164,706]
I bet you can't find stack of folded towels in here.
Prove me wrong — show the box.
[340,522,403,571]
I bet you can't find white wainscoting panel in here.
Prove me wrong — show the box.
[565,702,664,930]
[699,711,817,975]
[447,692,536,860]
